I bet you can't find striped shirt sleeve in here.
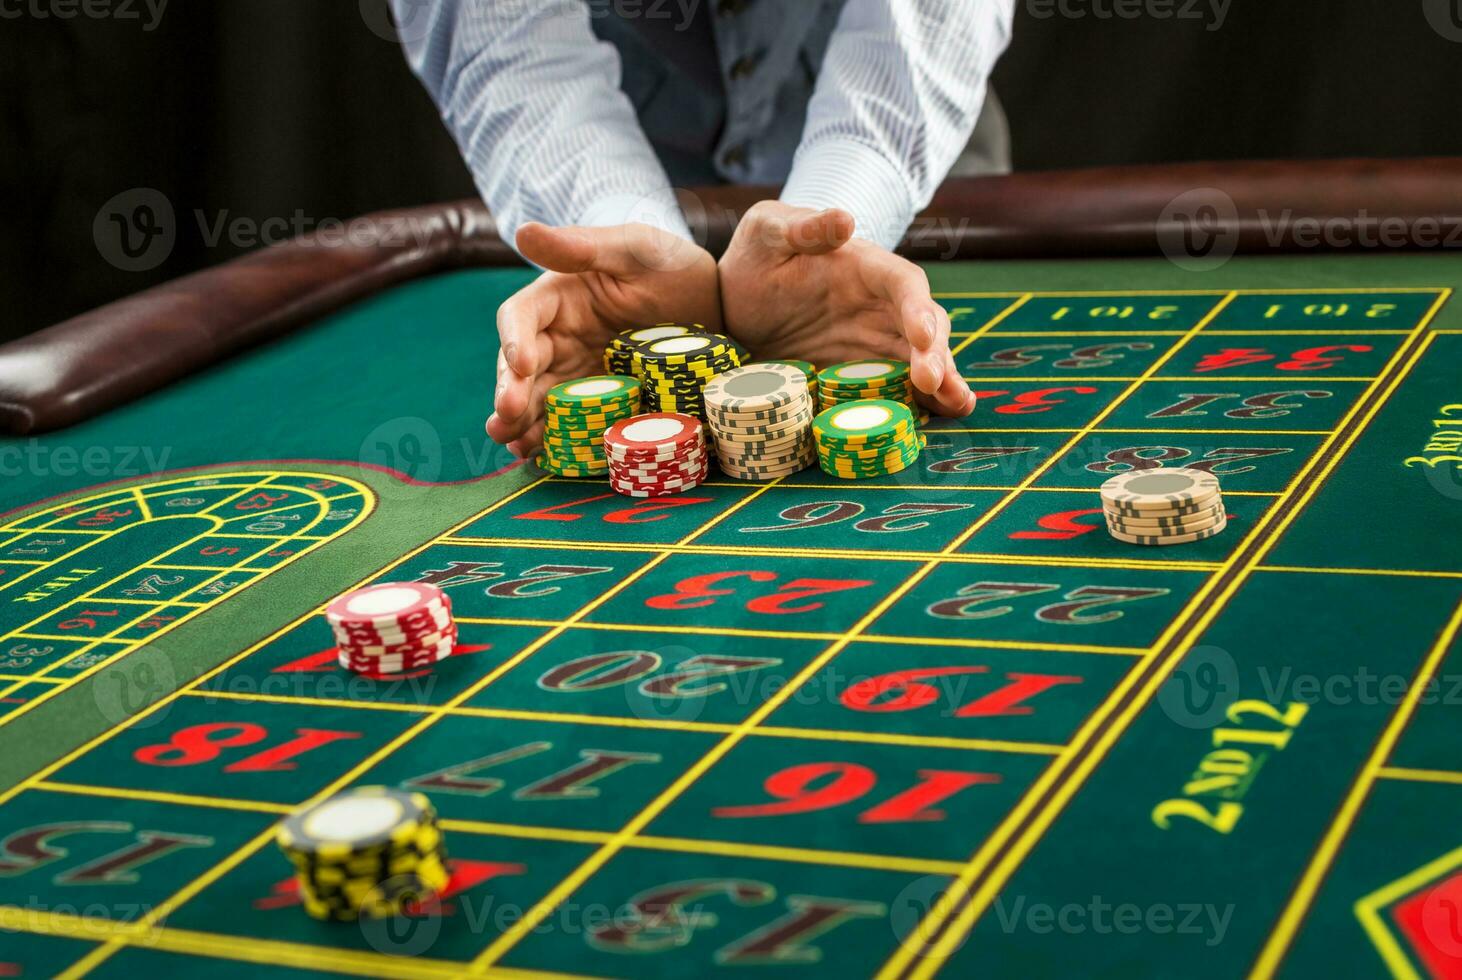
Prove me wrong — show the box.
[388,0,692,250]
[781,0,1016,250]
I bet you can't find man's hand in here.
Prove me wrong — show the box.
[719,201,975,417]
[489,222,721,457]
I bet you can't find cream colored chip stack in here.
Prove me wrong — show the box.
[1100,467,1227,546]
[702,364,816,481]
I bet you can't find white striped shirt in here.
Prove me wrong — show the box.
[390,0,1014,251]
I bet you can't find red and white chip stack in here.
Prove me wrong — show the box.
[326,582,456,674]
[603,413,710,497]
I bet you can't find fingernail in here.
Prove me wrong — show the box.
[504,342,519,366]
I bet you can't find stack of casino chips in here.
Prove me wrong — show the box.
[327,582,456,674]
[627,326,742,418]
[703,364,817,480]
[817,360,916,410]
[276,786,449,921]
[603,413,709,497]
[540,376,641,477]
[813,399,926,480]
[1101,467,1227,546]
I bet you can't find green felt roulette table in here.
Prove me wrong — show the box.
[0,163,1459,978]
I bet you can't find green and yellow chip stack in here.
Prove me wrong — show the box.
[540,375,641,477]
[276,786,450,921]
[812,398,926,480]
[817,360,915,411]
[627,326,742,418]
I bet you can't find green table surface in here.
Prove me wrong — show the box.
[0,253,1459,979]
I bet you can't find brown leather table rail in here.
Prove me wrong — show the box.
[2,158,1460,435]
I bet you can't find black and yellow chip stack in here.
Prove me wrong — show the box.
[276,786,450,921]
[627,326,742,418]
[817,360,915,411]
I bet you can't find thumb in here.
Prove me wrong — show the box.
[782,208,856,256]
[518,222,677,279]
[516,222,598,274]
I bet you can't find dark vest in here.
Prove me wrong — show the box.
[586,0,728,185]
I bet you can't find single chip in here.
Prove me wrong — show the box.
[819,360,910,387]
[703,364,808,414]
[278,787,433,862]
[326,583,450,629]
[1100,467,1222,512]
[604,413,702,453]
[545,376,640,409]
[813,400,915,444]
[1108,514,1229,546]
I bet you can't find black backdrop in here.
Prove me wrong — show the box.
[3,0,1460,341]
